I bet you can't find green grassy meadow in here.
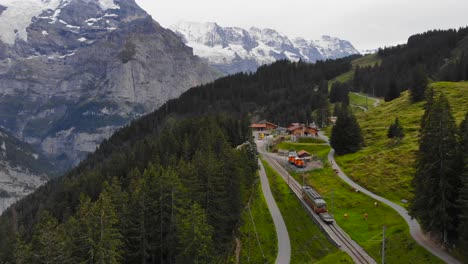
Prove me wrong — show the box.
[236,181,277,264]
[271,141,442,263]
[335,82,468,203]
[261,159,351,263]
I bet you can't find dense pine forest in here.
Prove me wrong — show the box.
[1,116,258,263]
[353,27,468,101]
[1,25,468,263]
[0,58,354,263]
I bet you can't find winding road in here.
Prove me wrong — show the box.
[351,92,381,109]
[318,132,461,264]
[257,141,291,264]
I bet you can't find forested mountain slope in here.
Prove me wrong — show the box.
[352,27,468,101]
[0,58,353,263]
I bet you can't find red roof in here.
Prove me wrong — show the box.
[297,150,311,157]
[251,124,267,128]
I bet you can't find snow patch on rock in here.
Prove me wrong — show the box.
[171,21,360,74]
[0,0,62,44]
[0,0,120,44]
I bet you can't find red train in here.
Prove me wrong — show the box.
[288,151,305,168]
[301,185,334,224]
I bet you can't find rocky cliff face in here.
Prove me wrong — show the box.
[170,21,360,75]
[0,128,51,214]
[0,0,220,170]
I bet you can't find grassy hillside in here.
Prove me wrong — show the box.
[329,54,383,111]
[335,81,468,203]
[331,54,381,84]
[261,159,351,263]
[272,141,442,263]
[235,181,277,263]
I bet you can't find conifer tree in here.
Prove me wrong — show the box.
[385,80,400,102]
[332,103,341,117]
[30,211,72,264]
[410,66,428,102]
[411,95,461,244]
[68,192,123,263]
[90,190,123,264]
[458,111,468,251]
[177,203,214,264]
[330,105,364,155]
[13,236,33,264]
[387,117,405,139]
[313,94,330,128]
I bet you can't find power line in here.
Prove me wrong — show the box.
[248,204,265,259]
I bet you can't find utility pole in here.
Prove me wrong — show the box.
[382,225,386,264]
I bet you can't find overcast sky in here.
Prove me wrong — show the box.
[135,0,468,51]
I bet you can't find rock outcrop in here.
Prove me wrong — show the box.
[0,0,220,170]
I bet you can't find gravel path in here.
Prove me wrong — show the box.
[319,132,460,264]
[351,92,381,108]
[257,141,291,264]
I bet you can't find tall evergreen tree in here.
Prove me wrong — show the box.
[67,191,123,264]
[313,94,330,128]
[384,80,400,102]
[330,105,364,155]
[411,95,461,244]
[458,111,468,252]
[387,117,405,139]
[13,236,33,264]
[30,211,72,264]
[91,189,124,264]
[410,66,428,102]
[177,203,214,264]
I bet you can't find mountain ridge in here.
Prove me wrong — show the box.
[0,0,220,171]
[170,21,360,74]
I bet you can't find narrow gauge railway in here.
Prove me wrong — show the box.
[262,153,376,264]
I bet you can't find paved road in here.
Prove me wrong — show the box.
[351,104,368,112]
[257,141,291,264]
[351,92,381,109]
[319,132,460,264]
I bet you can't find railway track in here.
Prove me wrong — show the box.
[328,224,373,264]
[261,152,376,264]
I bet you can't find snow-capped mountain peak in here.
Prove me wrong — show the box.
[171,21,360,75]
[0,0,119,44]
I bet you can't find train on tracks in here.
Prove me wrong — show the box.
[288,151,305,168]
[302,185,334,224]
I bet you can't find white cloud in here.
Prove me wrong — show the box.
[135,0,468,51]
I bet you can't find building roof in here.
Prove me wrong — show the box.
[297,150,311,157]
[250,123,267,128]
[287,125,303,132]
[251,120,278,129]
[287,122,301,128]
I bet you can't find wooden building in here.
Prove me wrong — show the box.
[297,150,311,158]
[287,124,319,137]
[250,120,278,131]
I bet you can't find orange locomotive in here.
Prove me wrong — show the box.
[288,151,297,164]
[294,158,305,168]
